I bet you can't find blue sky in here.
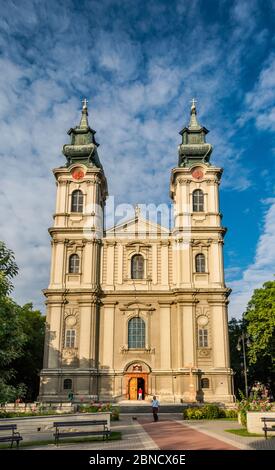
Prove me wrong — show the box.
[0,0,275,317]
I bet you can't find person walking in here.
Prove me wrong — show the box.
[138,387,143,400]
[151,395,160,422]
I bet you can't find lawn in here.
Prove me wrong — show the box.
[0,431,121,449]
[225,428,264,437]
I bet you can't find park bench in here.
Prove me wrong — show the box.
[53,419,110,445]
[0,424,23,448]
[261,417,275,439]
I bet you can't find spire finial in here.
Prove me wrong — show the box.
[189,97,200,128]
[135,204,141,218]
[190,98,197,111]
[79,97,89,129]
[82,98,88,110]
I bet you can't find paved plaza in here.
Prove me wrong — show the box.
[17,413,275,451]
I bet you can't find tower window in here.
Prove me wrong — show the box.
[69,254,80,273]
[128,317,145,349]
[71,190,83,213]
[65,329,76,348]
[131,254,144,279]
[63,379,72,390]
[193,189,204,212]
[201,378,209,389]
[198,328,208,348]
[195,253,205,273]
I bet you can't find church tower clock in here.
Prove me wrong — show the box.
[39,100,108,401]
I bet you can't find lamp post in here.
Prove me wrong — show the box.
[237,331,251,398]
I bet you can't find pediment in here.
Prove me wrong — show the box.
[106,216,170,238]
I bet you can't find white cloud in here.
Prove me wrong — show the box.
[229,200,275,317]
[0,0,270,312]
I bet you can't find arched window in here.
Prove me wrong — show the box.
[63,379,72,390]
[198,328,208,348]
[131,254,144,279]
[193,189,204,212]
[201,378,209,389]
[65,329,76,348]
[71,190,83,213]
[128,317,145,349]
[195,253,205,273]
[69,254,80,273]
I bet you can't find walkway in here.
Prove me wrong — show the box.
[138,416,238,450]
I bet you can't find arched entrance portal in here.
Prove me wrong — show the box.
[124,361,150,400]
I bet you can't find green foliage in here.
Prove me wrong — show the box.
[183,404,229,420]
[0,241,44,403]
[9,304,45,401]
[225,428,264,437]
[236,390,273,426]
[79,403,120,420]
[228,318,245,397]
[224,409,238,418]
[0,241,18,295]
[244,281,275,366]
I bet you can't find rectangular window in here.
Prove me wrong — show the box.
[198,329,208,348]
[65,329,76,348]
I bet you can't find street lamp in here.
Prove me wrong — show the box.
[236,331,251,398]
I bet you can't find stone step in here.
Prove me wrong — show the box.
[119,404,184,413]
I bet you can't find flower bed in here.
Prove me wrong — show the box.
[236,392,272,427]
[78,403,120,421]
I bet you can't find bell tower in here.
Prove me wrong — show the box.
[170,100,233,402]
[39,100,108,402]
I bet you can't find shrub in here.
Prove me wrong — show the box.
[183,407,204,419]
[224,409,238,419]
[183,404,235,420]
[202,404,221,419]
[78,403,120,421]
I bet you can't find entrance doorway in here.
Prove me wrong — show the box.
[137,377,145,400]
[129,377,145,400]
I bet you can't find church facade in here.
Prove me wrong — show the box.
[39,100,234,403]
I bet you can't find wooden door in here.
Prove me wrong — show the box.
[129,377,138,400]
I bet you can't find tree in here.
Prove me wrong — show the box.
[244,281,275,365]
[244,280,275,393]
[228,318,244,397]
[0,242,25,402]
[0,241,18,296]
[10,304,45,401]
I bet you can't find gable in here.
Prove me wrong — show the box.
[106,216,170,239]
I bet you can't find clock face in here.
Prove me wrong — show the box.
[72,168,85,180]
[192,167,204,180]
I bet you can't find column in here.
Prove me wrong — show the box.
[159,303,171,369]
[78,300,99,369]
[106,241,115,286]
[152,243,158,285]
[160,241,169,286]
[117,244,123,285]
[101,303,115,370]
[182,302,196,367]
[211,301,229,368]
[47,304,62,368]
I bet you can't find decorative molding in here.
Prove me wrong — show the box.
[160,240,170,246]
[198,348,211,358]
